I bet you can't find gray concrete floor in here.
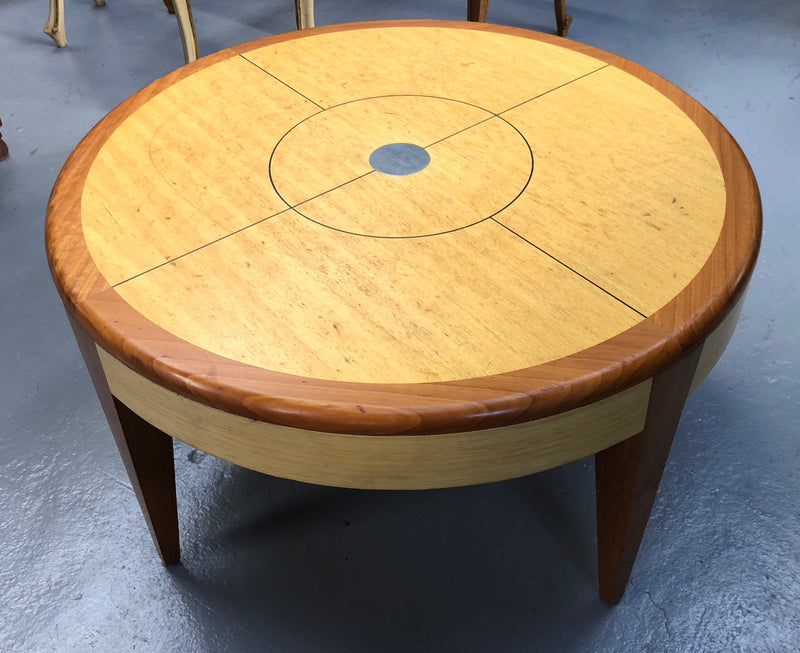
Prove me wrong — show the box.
[1,0,799,651]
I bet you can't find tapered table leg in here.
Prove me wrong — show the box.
[68,313,180,565]
[595,347,702,604]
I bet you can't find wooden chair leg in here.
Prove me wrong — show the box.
[467,0,489,22]
[0,117,8,162]
[295,0,314,29]
[43,0,104,48]
[554,0,572,36]
[163,0,176,14]
[44,0,67,47]
[68,313,180,565]
[171,0,199,63]
[595,347,702,604]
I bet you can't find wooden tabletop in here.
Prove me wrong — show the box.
[46,21,760,436]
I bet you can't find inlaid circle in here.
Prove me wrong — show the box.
[44,22,758,433]
[268,95,534,238]
[369,143,431,176]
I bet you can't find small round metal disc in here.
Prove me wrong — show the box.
[369,143,431,176]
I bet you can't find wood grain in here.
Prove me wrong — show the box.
[99,345,652,489]
[268,95,498,210]
[239,25,606,112]
[690,289,747,393]
[80,55,319,285]
[45,21,761,437]
[48,22,761,602]
[69,314,180,564]
[595,345,702,604]
[113,217,641,384]
[498,64,726,316]
[284,114,531,237]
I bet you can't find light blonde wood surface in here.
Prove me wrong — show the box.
[78,27,721,385]
[690,291,747,393]
[499,65,726,316]
[268,95,501,210]
[46,21,761,436]
[47,22,761,600]
[282,113,532,237]
[82,56,319,285]
[240,26,605,112]
[99,345,651,489]
[114,216,642,383]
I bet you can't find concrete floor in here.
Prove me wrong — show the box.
[1,0,798,650]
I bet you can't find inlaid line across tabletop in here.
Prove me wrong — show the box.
[98,62,616,277]
[106,66,615,285]
[109,70,648,334]
[46,22,759,434]
[44,23,762,600]
[79,28,723,385]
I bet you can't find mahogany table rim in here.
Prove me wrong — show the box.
[45,20,762,437]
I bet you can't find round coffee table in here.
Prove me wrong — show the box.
[45,20,760,604]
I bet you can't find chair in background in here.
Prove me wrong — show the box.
[43,0,312,64]
[162,0,568,62]
[467,0,572,36]
[169,0,313,62]
[44,0,567,67]
[44,0,105,48]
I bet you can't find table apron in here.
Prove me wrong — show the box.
[98,346,652,489]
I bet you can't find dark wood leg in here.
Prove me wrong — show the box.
[554,0,572,36]
[595,347,702,604]
[162,0,176,14]
[0,117,8,162]
[467,0,489,22]
[67,312,180,565]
